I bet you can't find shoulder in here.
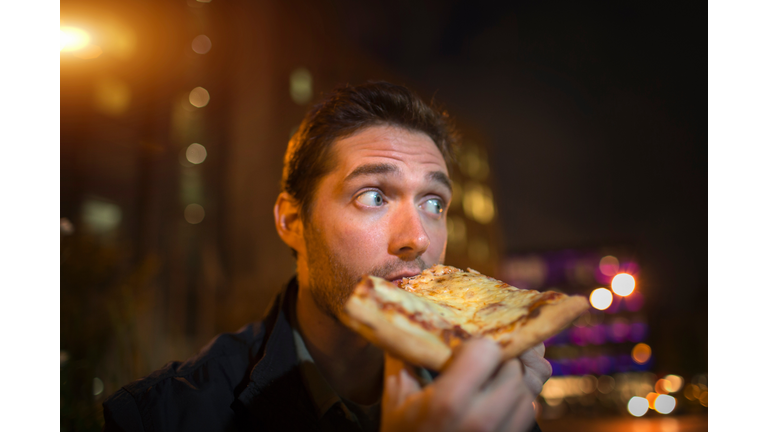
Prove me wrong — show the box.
[103,322,266,432]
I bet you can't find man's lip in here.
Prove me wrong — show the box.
[386,272,421,284]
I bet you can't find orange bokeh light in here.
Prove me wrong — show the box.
[631,343,652,364]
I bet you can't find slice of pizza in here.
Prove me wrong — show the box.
[340,264,589,371]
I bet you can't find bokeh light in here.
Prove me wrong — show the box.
[699,391,708,407]
[74,45,103,59]
[597,375,615,394]
[184,204,205,224]
[655,379,671,395]
[93,377,104,396]
[654,394,676,414]
[290,68,313,104]
[61,26,90,52]
[189,87,210,108]
[611,273,635,296]
[590,288,613,310]
[186,143,207,164]
[463,182,495,224]
[684,383,700,400]
[579,375,598,394]
[599,255,619,276]
[446,216,467,248]
[631,343,652,364]
[191,35,212,54]
[94,77,131,116]
[627,396,649,417]
[646,392,659,410]
[663,374,684,393]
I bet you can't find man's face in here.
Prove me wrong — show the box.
[302,125,452,319]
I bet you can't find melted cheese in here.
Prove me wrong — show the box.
[399,265,561,334]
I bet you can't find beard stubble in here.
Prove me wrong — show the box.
[304,222,427,322]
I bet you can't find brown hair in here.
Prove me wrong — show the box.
[281,81,459,219]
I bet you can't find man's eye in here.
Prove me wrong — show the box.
[423,198,444,215]
[356,191,385,207]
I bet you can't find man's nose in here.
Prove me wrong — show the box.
[388,203,430,261]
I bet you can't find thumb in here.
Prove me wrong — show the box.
[383,352,423,410]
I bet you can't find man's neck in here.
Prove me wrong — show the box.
[294,284,384,405]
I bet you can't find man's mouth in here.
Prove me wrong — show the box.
[385,271,421,286]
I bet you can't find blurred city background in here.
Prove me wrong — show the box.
[60,0,706,430]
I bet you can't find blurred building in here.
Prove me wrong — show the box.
[61,1,503,428]
[498,249,708,420]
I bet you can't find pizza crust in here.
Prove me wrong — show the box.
[496,295,589,359]
[340,292,452,371]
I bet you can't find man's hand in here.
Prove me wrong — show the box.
[381,339,536,432]
[519,343,551,398]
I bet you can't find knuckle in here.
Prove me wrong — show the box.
[542,358,553,378]
[432,394,461,419]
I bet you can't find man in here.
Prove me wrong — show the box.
[103,82,551,432]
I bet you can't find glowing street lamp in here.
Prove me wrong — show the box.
[60,26,90,52]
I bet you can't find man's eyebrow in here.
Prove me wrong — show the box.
[343,163,402,182]
[428,171,453,193]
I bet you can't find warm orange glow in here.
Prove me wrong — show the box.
[655,379,671,395]
[631,343,652,364]
[189,87,210,108]
[74,45,103,59]
[699,391,708,407]
[94,77,131,116]
[61,26,90,52]
[590,288,613,310]
[611,273,635,296]
[192,35,212,54]
[663,374,684,393]
[684,384,700,400]
[646,392,659,410]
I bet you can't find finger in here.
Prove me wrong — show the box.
[383,352,422,409]
[519,347,551,397]
[433,338,502,405]
[518,344,546,370]
[499,388,536,432]
[455,359,528,432]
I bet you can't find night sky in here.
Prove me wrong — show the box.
[331,0,707,373]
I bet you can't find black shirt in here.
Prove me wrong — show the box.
[102,278,542,432]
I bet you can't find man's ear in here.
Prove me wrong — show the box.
[274,192,306,255]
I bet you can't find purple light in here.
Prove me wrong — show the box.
[595,355,613,375]
[593,266,612,285]
[625,291,644,312]
[621,261,640,275]
[634,356,653,371]
[628,322,648,342]
[572,357,589,375]
[609,320,631,343]
[569,327,588,346]
[605,295,622,314]
[616,354,633,372]
[550,360,564,376]
[589,324,607,345]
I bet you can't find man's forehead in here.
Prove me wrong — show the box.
[342,162,453,192]
[328,125,449,175]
